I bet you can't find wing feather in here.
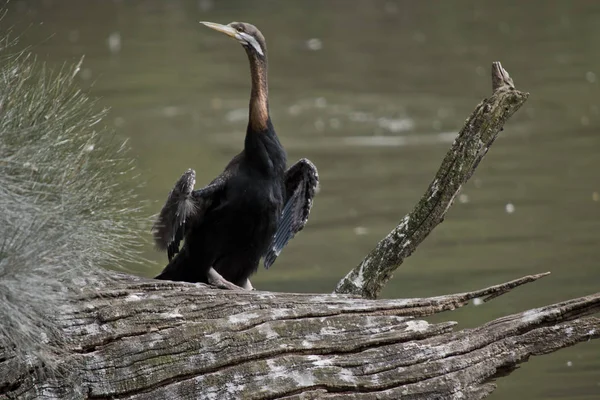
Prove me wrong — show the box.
[152,169,225,261]
[264,158,319,269]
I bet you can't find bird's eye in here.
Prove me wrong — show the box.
[236,27,243,33]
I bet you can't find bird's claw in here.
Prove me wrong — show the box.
[241,279,254,291]
[207,267,242,290]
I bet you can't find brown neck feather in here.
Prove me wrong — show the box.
[248,55,269,132]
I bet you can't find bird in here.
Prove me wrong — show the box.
[152,21,319,290]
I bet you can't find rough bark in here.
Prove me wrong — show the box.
[1,271,598,400]
[335,62,529,299]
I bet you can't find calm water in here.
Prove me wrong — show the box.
[5,1,600,398]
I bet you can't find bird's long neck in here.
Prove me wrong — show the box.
[248,54,269,132]
[243,51,286,177]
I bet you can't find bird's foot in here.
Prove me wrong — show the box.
[241,279,255,291]
[207,267,242,290]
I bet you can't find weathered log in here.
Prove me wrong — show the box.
[0,272,598,399]
[2,62,598,400]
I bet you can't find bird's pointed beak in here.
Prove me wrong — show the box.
[200,21,238,39]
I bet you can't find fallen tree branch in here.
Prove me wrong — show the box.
[335,62,529,299]
[0,272,597,399]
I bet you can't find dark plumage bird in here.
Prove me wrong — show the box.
[152,21,319,290]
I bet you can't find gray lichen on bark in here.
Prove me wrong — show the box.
[335,62,529,299]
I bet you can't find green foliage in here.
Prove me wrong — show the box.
[0,34,146,380]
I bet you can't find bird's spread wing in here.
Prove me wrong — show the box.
[152,169,225,261]
[264,158,319,269]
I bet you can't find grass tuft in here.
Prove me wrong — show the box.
[0,31,147,384]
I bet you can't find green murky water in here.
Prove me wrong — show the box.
[5,1,600,398]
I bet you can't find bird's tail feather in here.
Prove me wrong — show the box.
[155,251,188,281]
[155,250,210,284]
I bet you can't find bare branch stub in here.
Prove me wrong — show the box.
[491,61,515,91]
[335,62,530,299]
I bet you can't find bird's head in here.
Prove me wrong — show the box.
[200,21,267,59]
